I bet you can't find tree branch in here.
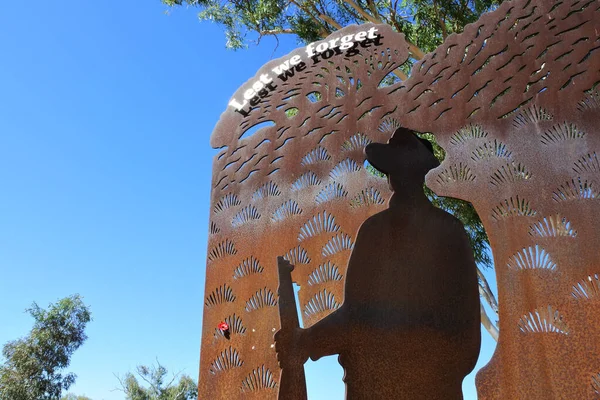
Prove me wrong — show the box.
[480,302,499,341]
[342,0,381,23]
[259,28,295,35]
[477,268,499,314]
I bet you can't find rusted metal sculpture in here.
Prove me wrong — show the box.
[200,0,600,396]
[275,129,481,399]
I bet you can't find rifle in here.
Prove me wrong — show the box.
[276,256,308,400]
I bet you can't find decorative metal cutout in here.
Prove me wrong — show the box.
[199,0,600,397]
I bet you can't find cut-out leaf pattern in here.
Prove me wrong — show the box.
[303,289,341,317]
[572,274,600,300]
[208,239,237,262]
[245,288,277,312]
[506,245,557,271]
[518,305,569,335]
[300,147,331,166]
[512,105,553,128]
[449,124,488,145]
[489,162,532,186]
[471,140,513,161]
[378,117,402,134]
[233,257,264,279]
[252,181,281,200]
[322,233,355,256]
[213,314,247,340]
[529,214,577,237]
[291,172,322,191]
[283,246,311,265]
[342,133,372,151]
[491,196,537,221]
[297,211,340,242]
[271,200,303,222]
[316,183,348,204]
[540,122,586,145]
[435,163,476,185]
[209,347,244,374]
[214,193,241,213]
[573,152,600,174]
[329,158,361,180]
[349,188,385,208]
[553,178,599,201]
[240,365,278,393]
[205,284,236,307]
[232,205,261,227]
[307,262,343,286]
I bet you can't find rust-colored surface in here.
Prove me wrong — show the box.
[388,0,600,398]
[275,130,481,399]
[201,24,409,399]
[200,0,600,396]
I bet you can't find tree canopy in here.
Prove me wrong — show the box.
[162,0,501,55]
[0,295,92,400]
[116,361,198,400]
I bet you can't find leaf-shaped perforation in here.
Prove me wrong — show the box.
[245,288,277,312]
[214,193,241,213]
[252,181,281,201]
[435,163,476,185]
[316,182,348,204]
[491,196,537,221]
[378,117,402,135]
[232,205,261,227]
[208,239,237,262]
[572,274,600,300]
[329,159,361,180]
[342,133,372,151]
[553,178,599,201]
[322,233,355,257]
[291,172,322,191]
[304,289,341,317]
[271,200,303,222]
[301,147,331,166]
[205,284,236,307]
[297,211,340,242]
[306,91,321,103]
[577,90,600,112]
[283,246,311,265]
[471,140,513,161]
[349,188,385,208]
[489,162,532,186]
[592,373,600,395]
[307,262,343,286]
[540,122,586,145]
[209,221,220,235]
[528,214,577,237]
[573,152,600,174]
[506,245,557,271]
[449,124,488,146]
[233,256,264,279]
[240,365,278,393]
[209,346,244,374]
[213,313,247,340]
[517,305,569,335]
[512,105,553,128]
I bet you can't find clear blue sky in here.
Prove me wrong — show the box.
[0,1,497,399]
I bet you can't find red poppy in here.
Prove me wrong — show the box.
[218,322,229,332]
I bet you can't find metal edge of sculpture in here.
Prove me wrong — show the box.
[200,0,600,398]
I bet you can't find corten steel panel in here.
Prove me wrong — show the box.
[201,24,410,399]
[200,0,600,396]
[386,0,600,398]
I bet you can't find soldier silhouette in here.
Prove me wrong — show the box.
[275,127,481,399]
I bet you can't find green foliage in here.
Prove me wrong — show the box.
[0,295,92,400]
[163,0,502,51]
[61,394,93,400]
[116,361,197,400]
